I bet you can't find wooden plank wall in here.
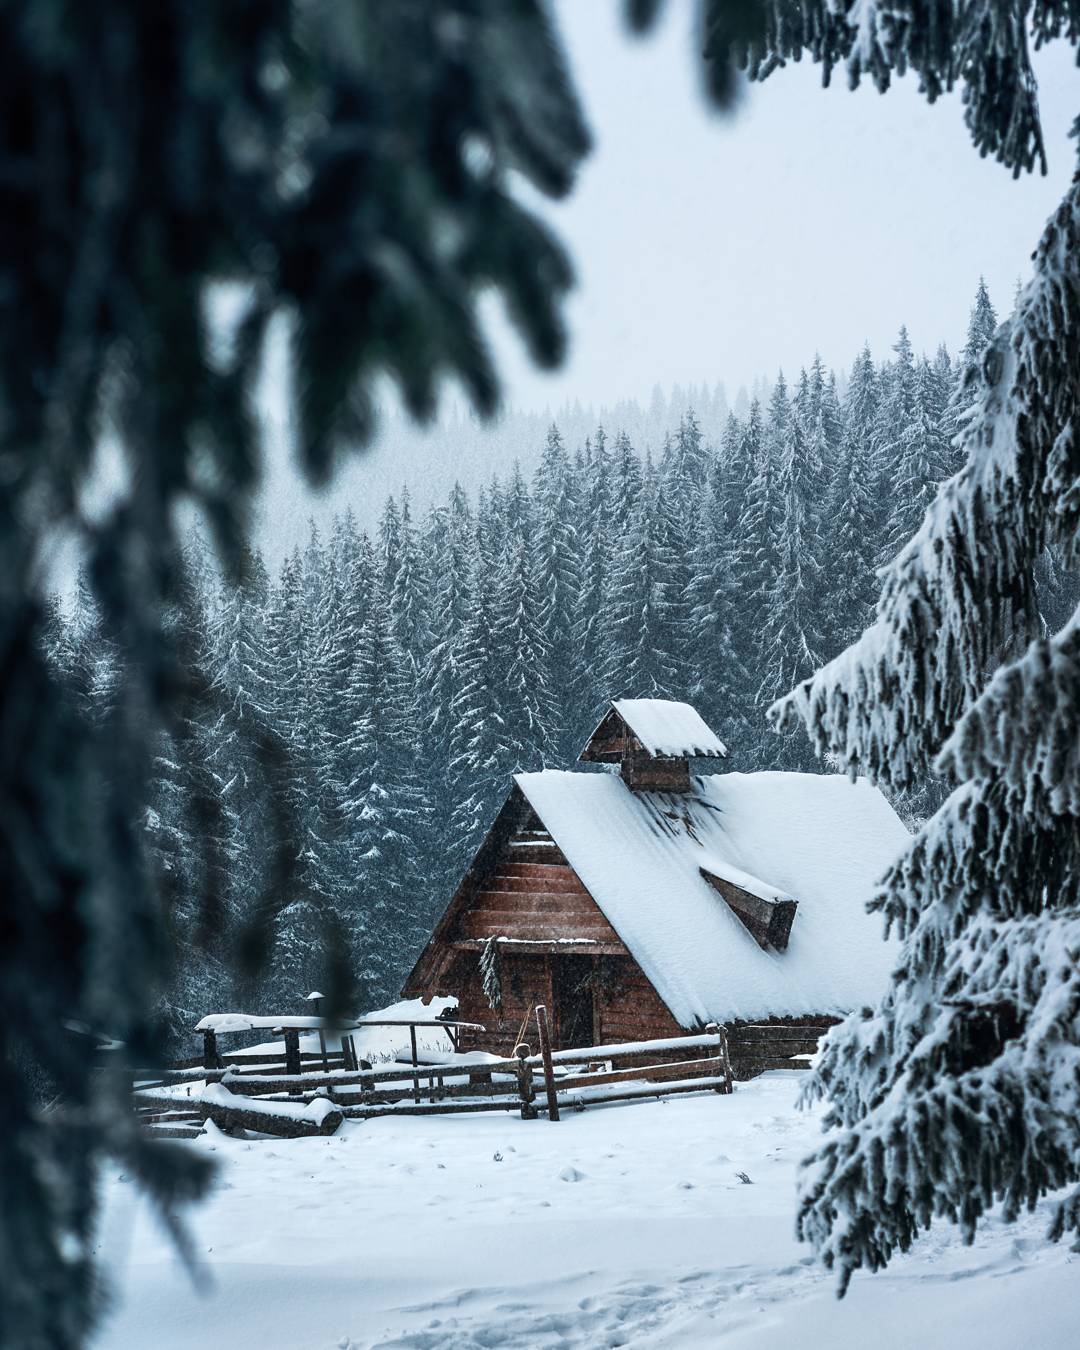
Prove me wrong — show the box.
[725,1017,839,1079]
[453,951,553,1053]
[458,860,623,946]
[594,959,683,1045]
[451,808,625,950]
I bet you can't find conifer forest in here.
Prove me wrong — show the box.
[48,288,1075,1034]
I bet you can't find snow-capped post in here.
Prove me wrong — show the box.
[535,1005,560,1122]
[305,990,330,1071]
[514,1042,538,1120]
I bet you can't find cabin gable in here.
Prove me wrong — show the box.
[403,786,630,998]
[402,784,690,1052]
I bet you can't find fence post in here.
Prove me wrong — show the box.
[409,1024,421,1104]
[308,993,330,1072]
[515,1042,538,1120]
[706,1022,734,1095]
[283,1028,302,1077]
[202,1029,220,1071]
[535,1005,560,1122]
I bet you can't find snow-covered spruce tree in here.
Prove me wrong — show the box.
[824,346,881,653]
[604,470,683,700]
[962,276,999,373]
[447,525,513,868]
[0,5,591,1340]
[574,427,617,741]
[533,426,583,757]
[388,488,431,679]
[494,520,557,770]
[756,398,825,758]
[688,414,755,747]
[616,0,1080,1293]
[770,178,1080,1289]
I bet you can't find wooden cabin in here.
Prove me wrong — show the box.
[403,699,909,1074]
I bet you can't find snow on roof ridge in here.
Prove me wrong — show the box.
[611,698,728,758]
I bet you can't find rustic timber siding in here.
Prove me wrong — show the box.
[454,951,554,1053]
[456,860,624,947]
[594,958,683,1045]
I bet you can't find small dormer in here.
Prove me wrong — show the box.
[579,698,727,793]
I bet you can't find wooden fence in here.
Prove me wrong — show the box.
[122,1007,828,1140]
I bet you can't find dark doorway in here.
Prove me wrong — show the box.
[552,956,596,1049]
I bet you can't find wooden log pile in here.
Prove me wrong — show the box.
[725,1021,834,1077]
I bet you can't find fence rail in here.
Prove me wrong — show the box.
[116,1006,829,1138]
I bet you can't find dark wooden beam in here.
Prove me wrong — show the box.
[699,869,798,951]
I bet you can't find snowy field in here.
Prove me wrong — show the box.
[94,1071,1078,1349]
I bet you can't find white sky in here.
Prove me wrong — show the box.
[487,1,1078,411]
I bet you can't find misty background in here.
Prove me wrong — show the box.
[247,0,1078,571]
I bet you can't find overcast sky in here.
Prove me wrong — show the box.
[485,1,1078,411]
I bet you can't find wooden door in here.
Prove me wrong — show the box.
[552,955,596,1049]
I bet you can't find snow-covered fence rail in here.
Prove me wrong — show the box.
[122,1006,746,1136]
[527,1014,734,1117]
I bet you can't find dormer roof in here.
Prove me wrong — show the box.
[579,698,728,763]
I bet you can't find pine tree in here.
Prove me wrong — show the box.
[495,522,555,770]
[772,174,1080,1291]
[447,526,512,866]
[532,426,582,755]
[876,327,921,564]
[961,276,999,372]
[388,488,430,677]
[688,414,753,747]
[605,471,681,700]
[422,486,475,776]
[2,6,591,1336]
[881,356,949,563]
[573,427,615,741]
[340,578,432,1005]
[756,405,824,735]
[823,349,880,654]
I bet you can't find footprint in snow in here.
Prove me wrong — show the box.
[559,1165,586,1182]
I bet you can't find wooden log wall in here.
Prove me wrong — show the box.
[725,1018,838,1078]
[456,860,623,947]
[453,951,555,1053]
[594,958,683,1047]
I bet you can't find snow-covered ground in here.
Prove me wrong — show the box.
[95,1072,1077,1349]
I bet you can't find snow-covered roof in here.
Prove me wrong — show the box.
[513,769,908,1025]
[610,698,728,758]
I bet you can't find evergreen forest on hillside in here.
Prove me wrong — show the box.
[44,285,1075,1034]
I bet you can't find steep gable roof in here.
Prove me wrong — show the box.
[514,769,908,1025]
